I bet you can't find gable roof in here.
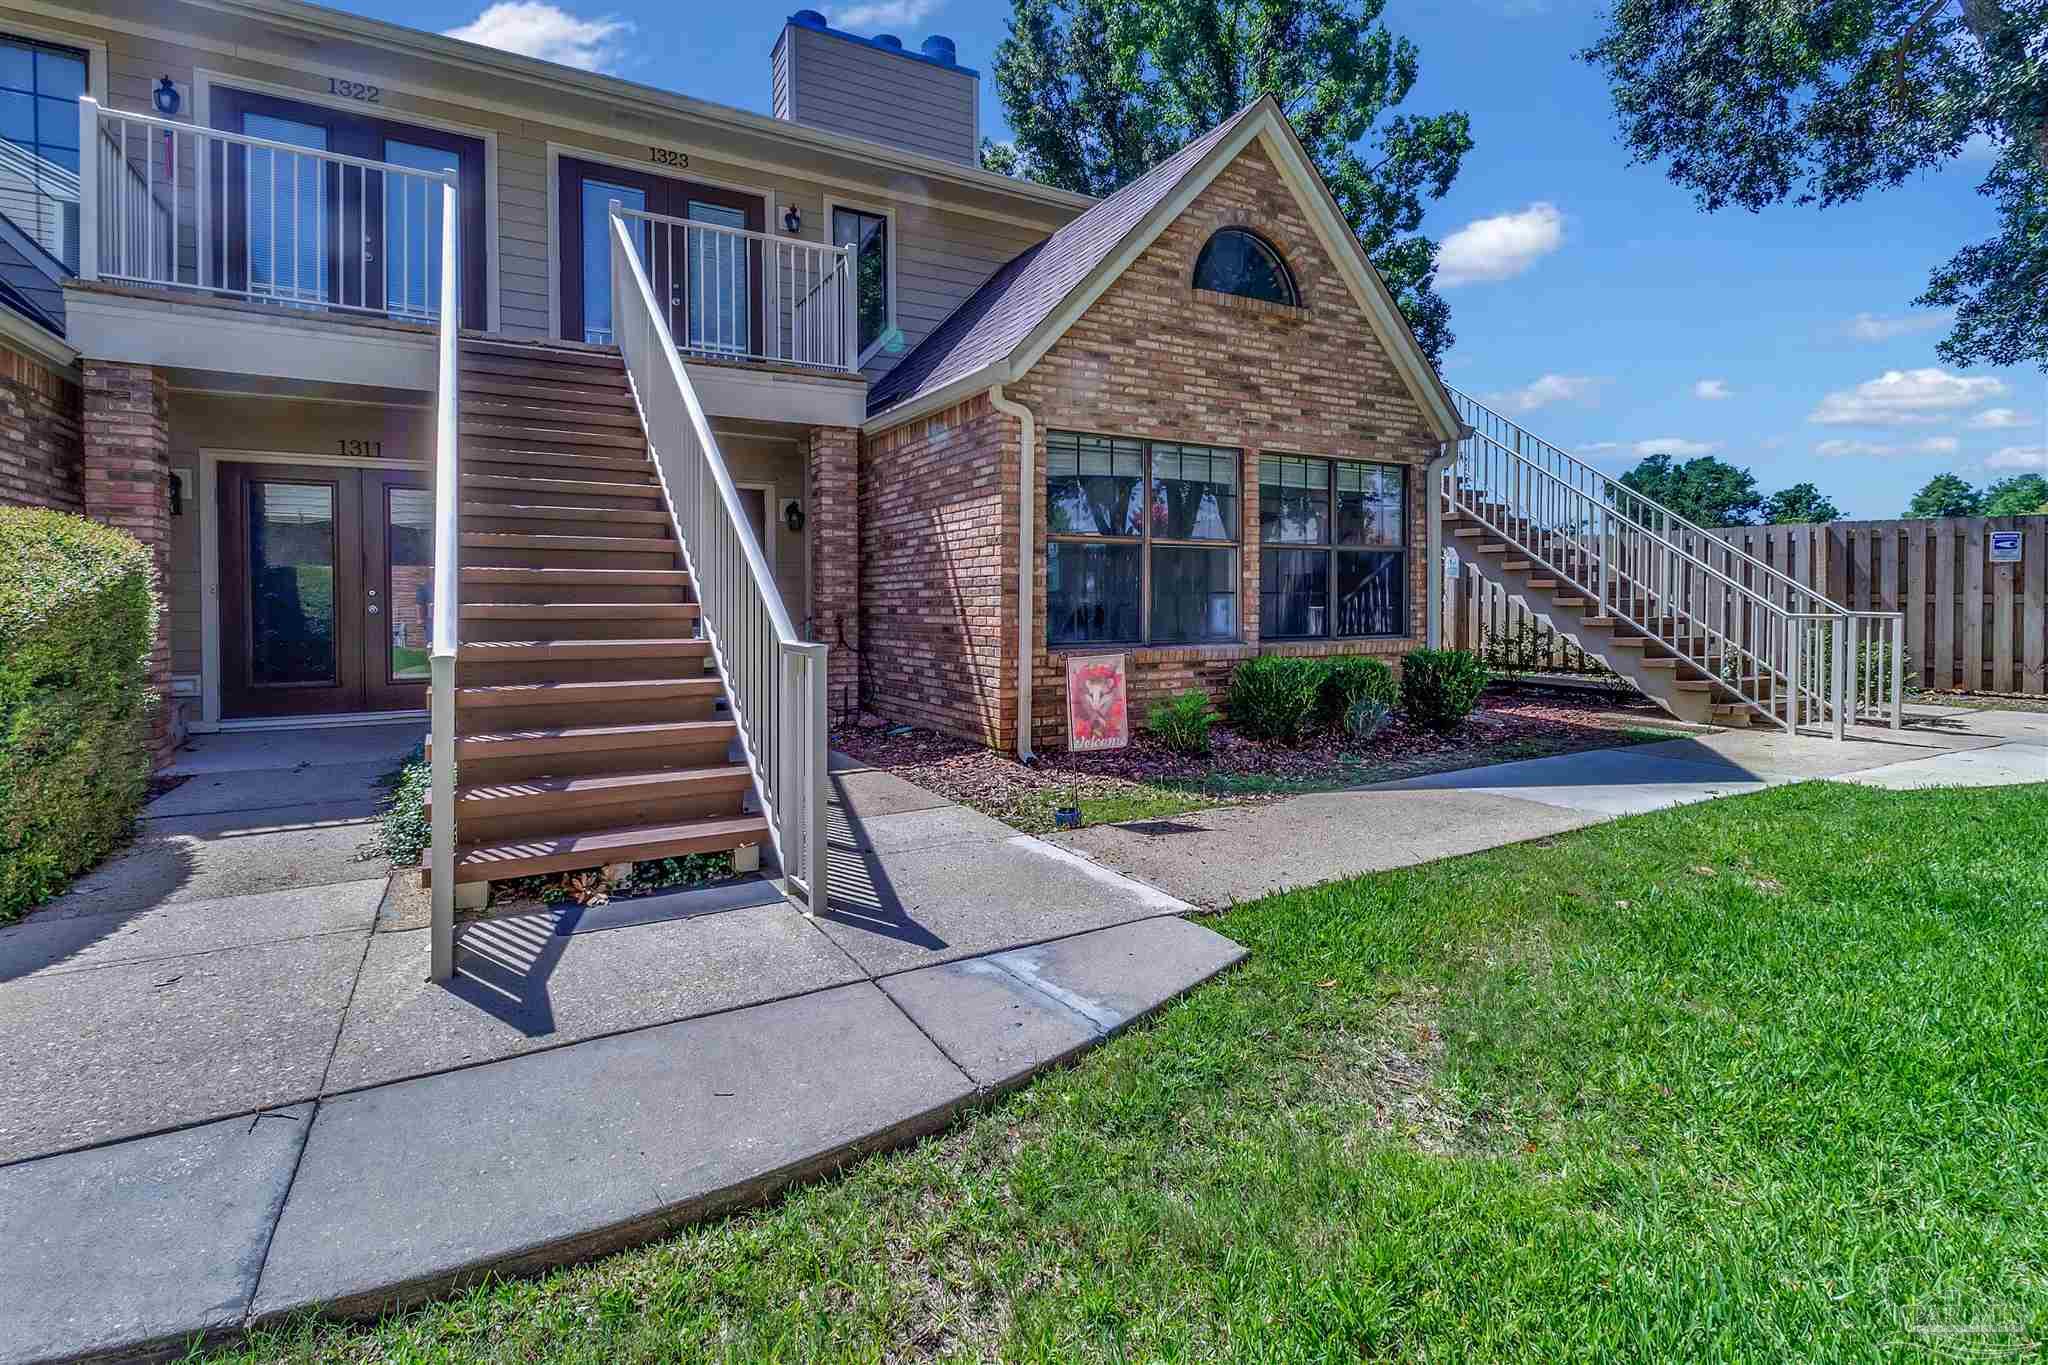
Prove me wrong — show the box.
[863,95,1464,445]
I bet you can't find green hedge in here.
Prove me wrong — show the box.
[1,506,159,922]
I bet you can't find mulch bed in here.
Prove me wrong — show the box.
[833,685,1680,825]
[144,774,189,803]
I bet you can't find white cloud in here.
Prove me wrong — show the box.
[1436,202,1564,288]
[1969,408,2033,430]
[1841,311,1952,343]
[1808,368,2008,426]
[444,2,630,71]
[1693,379,1732,400]
[1814,436,1962,458]
[1988,445,2048,470]
[832,0,945,26]
[1487,373,1602,413]
[1631,438,1721,458]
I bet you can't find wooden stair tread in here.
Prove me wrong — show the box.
[445,814,769,884]
[460,421,645,450]
[456,637,712,660]
[432,764,751,811]
[429,718,738,760]
[463,401,642,431]
[460,532,672,551]
[460,501,671,524]
[460,601,701,619]
[460,447,654,475]
[459,374,635,406]
[461,473,662,498]
[456,677,721,707]
[461,337,625,368]
[461,566,688,585]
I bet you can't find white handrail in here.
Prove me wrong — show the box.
[609,208,829,908]
[78,97,457,321]
[426,174,460,982]
[608,204,857,372]
[1447,391,1906,732]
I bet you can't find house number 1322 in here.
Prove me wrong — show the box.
[327,78,381,102]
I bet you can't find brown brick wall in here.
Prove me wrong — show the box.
[82,362,177,769]
[0,340,82,513]
[1006,140,1442,752]
[804,424,861,723]
[857,392,1018,749]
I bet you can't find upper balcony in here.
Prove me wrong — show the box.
[52,98,865,423]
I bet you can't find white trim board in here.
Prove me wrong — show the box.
[821,193,898,370]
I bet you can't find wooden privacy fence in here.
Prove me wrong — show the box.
[1442,516,2048,696]
[1709,517,2047,695]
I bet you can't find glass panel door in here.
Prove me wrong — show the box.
[578,176,646,343]
[685,200,748,356]
[243,113,329,307]
[362,472,435,712]
[383,140,459,320]
[248,479,339,686]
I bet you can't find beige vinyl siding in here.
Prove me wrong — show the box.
[771,33,791,122]
[784,26,975,166]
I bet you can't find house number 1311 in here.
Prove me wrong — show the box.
[337,439,384,457]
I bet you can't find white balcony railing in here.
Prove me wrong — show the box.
[77,97,457,322]
[611,205,858,374]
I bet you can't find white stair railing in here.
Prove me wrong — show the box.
[605,205,858,373]
[608,207,830,908]
[426,174,461,982]
[1447,389,1904,734]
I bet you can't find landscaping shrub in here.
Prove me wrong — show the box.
[1226,655,1324,744]
[1317,655,1398,729]
[1400,648,1491,733]
[1342,696,1393,743]
[0,507,158,921]
[364,744,433,866]
[1146,689,1216,755]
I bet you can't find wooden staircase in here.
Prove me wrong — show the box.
[424,337,769,888]
[1446,509,1755,727]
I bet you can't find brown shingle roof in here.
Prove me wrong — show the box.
[866,101,1265,418]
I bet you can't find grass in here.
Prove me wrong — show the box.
[209,781,2048,1362]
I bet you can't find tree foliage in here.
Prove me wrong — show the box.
[1581,0,2048,370]
[1983,472,2048,514]
[982,0,1472,361]
[1617,452,1767,526]
[1763,481,1846,524]
[1906,472,1985,517]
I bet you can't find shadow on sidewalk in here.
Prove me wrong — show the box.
[813,779,946,953]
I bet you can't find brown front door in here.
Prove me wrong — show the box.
[219,462,432,719]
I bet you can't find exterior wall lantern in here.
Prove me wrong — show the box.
[782,204,802,234]
[153,77,182,117]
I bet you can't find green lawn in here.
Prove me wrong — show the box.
[212,781,2048,1362]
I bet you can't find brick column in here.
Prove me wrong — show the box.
[82,362,176,769]
[804,424,860,724]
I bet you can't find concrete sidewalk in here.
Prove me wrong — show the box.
[1053,705,2046,908]
[0,731,1229,1364]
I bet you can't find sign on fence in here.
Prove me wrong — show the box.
[1990,531,2023,564]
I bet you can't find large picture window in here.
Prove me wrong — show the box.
[0,34,87,270]
[1046,431,1239,647]
[1259,455,1408,639]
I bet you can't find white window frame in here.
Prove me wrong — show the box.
[823,194,896,368]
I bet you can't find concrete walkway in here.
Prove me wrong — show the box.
[0,731,1227,1364]
[1053,705,2047,908]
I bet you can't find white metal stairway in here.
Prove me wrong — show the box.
[1442,390,1905,735]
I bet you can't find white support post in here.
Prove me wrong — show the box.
[1832,617,1850,742]
[840,248,858,373]
[1890,615,1905,730]
[76,98,99,281]
[427,174,462,983]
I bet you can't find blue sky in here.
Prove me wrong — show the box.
[375,0,2046,519]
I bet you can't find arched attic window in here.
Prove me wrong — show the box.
[1193,228,1300,307]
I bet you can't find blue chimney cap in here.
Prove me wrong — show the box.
[790,9,826,27]
[920,35,956,63]
[783,13,977,74]
[872,33,902,48]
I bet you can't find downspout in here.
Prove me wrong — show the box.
[988,384,1036,761]
[1424,429,1469,648]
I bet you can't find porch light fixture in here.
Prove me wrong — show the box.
[153,77,181,117]
[783,499,805,533]
[782,204,802,234]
